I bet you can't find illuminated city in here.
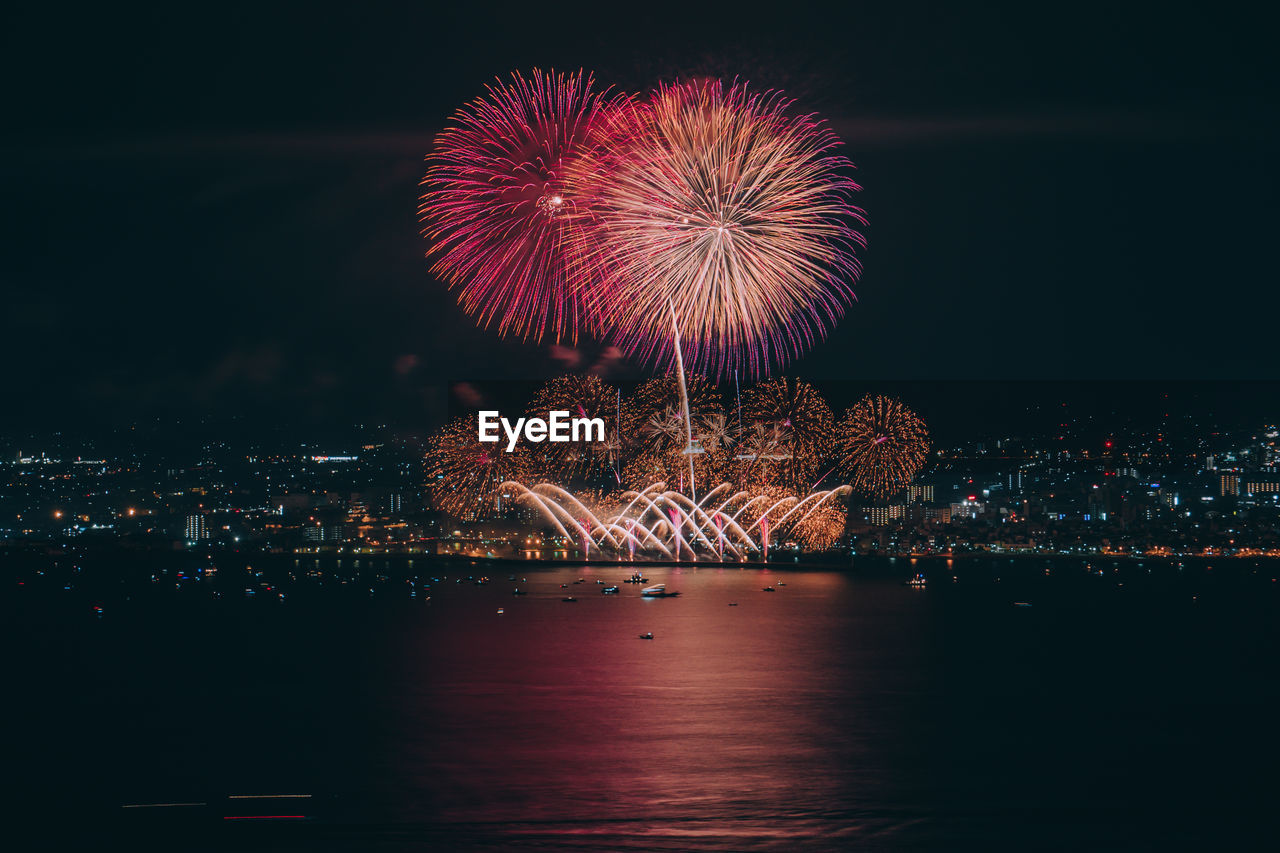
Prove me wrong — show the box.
[4,2,1278,849]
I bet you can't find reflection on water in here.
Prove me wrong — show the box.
[7,558,1279,849]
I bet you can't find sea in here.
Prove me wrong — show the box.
[5,552,1278,850]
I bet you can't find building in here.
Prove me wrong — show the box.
[906,484,935,503]
[185,514,208,541]
[863,505,907,526]
[925,506,952,524]
[1220,474,1239,497]
[304,523,350,543]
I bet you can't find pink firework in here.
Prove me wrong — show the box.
[567,79,866,377]
[419,69,631,344]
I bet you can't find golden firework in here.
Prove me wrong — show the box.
[428,415,528,520]
[741,377,835,492]
[837,395,930,501]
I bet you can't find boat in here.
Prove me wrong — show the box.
[905,573,927,587]
[1013,601,1033,607]
[512,589,527,596]
[728,602,738,606]
[562,596,577,603]
[762,586,775,592]
[639,632,654,640]
[623,572,648,584]
[641,584,680,597]
[602,586,620,594]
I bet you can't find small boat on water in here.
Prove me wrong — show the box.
[512,589,527,596]
[623,573,648,583]
[562,596,578,603]
[728,602,738,606]
[1014,601,1033,607]
[602,586,620,594]
[905,573,927,587]
[762,586,775,592]
[639,632,654,640]
[641,584,680,598]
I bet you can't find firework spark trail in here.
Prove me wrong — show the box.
[838,395,931,500]
[567,79,866,377]
[419,69,632,344]
[501,479,848,557]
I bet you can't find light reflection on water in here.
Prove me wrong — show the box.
[10,557,1278,849]
[378,566,933,847]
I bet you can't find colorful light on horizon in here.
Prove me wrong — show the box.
[567,79,866,377]
[838,394,930,501]
[421,72,866,377]
[419,69,628,345]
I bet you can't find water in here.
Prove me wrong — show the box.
[6,556,1279,849]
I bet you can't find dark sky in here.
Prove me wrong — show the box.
[3,1,1277,432]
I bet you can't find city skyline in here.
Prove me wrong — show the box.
[4,379,1276,559]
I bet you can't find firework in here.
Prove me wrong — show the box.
[741,377,835,490]
[790,500,847,551]
[697,412,738,456]
[503,479,852,560]
[731,422,792,491]
[419,69,630,343]
[524,374,621,483]
[837,395,930,500]
[429,415,527,519]
[567,79,866,377]
[620,375,724,489]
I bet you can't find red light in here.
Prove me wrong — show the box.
[967,495,977,501]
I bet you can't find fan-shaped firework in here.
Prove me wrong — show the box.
[741,377,835,491]
[419,69,629,344]
[524,374,621,483]
[429,415,527,520]
[837,395,930,500]
[791,500,847,551]
[567,78,866,377]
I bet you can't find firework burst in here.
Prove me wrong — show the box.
[567,78,866,377]
[790,500,847,551]
[741,377,835,491]
[419,69,631,344]
[837,395,930,500]
[429,415,527,519]
[620,375,724,489]
[524,374,622,482]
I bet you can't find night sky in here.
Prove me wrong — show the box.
[3,1,1276,432]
